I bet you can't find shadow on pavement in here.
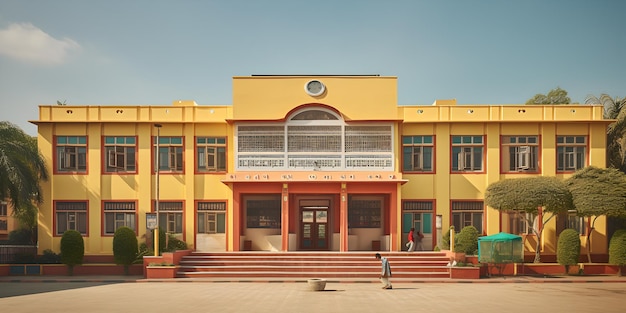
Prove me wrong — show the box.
[0,282,123,298]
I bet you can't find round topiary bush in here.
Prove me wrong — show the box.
[60,230,84,276]
[113,226,139,275]
[609,229,626,276]
[456,226,479,255]
[557,228,581,275]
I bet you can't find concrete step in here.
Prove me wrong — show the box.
[177,251,452,279]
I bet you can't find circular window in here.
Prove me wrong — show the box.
[304,80,326,96]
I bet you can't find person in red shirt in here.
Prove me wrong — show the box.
[406,228,415,251]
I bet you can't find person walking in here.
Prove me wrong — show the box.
[375,253,392,289]
[415,231,424,251]
[406,227,415,251]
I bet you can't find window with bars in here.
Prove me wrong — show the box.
[246,197,281,228]
[197,202,226,234]
[154,137,183,172]
[451,201,483,233]
[56,136,87,173]
[104,136,137,173]
[55,201,87,235]
[567,210,586,235]
[402,136,434,172]
[502,136,539,172]
[155,201,183,233]
[103,201,136,235]
[348,198,382,228]
[557,136,587,172]
[451,136,484,172]
[197,137,226,172]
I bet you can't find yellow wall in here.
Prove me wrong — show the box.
[232,76,399,121]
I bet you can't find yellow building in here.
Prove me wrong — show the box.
[32,75,612,260]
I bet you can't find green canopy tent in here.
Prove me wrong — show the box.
[478,232,523,264]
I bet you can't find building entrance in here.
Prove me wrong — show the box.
[299,199,330,250]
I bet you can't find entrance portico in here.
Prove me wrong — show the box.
[223,171,406,252]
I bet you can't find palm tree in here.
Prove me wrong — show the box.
[585,94,626,173]
[0,121,48,240]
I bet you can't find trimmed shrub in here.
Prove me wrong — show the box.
[166,234,188,252]
[609,229,626,276]
[557,228,581,275]
[37,249,61,264]
[8,228,34,245]
[113,226,139,275]
[60,230,84,275]
[456,226,479,255]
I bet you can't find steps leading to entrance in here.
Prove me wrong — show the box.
[177,252,452,279]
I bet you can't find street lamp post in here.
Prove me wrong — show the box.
[154,124,162,256]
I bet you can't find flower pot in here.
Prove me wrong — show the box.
[307,278,327,291]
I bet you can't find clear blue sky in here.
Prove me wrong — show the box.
[1,0,624,135]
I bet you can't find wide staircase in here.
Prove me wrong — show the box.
[176,251,452,280]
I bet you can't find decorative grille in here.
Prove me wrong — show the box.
[288,155,342,169]
[238,126,284,152]
[56,202,87,211]
[287,126,342,152]
[345,155,393,168]
[235,112,395,171]
[403,201,433,211]
[155,201,183,211]
[237,155,285,168]
[197,202,226,211]
[345,126,392,152]
[451,201,484,211]
[104,202,135,210]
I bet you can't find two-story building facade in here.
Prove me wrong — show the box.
[32,75,611,259]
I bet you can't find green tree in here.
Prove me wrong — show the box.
[525,87,572,105]
[485,176,573,263]
[0,121,48,241]
[113,227,139,275]
[60,230,84,276]
[557,229,581,274]
[565,166,626,262]
[455,226,479,255]
[585,94,626,172]
[608,229,626,276]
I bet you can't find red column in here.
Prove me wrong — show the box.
[389,186,398,251]
[340,183,348,252]
[232,187,241,251]
[281,183,290,251]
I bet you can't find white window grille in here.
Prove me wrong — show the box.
[235,108,395,171]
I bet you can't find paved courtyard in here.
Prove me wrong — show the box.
[0,279,624,313]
